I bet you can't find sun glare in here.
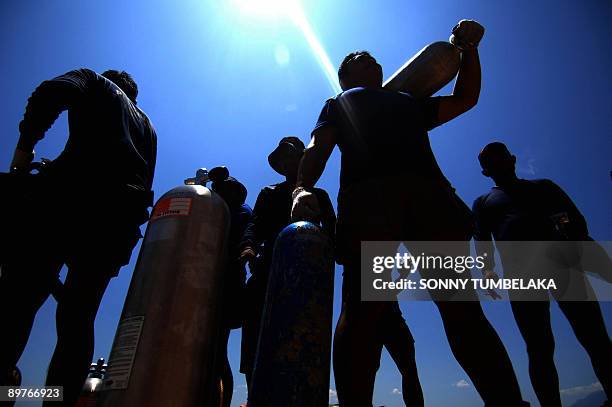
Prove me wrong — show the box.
[230,0,342,94]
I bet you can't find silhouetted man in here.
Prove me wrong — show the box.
[0,68,157,406]
[291,20,529,407]
[473,141,611,407]
[238,136,336,394]
[210,173,253,407]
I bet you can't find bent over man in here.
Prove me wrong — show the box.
[1,68,157,406]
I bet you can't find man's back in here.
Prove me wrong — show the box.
[18,68,157,193]
[2,69,158,407]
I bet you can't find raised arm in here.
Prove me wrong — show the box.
[435,19,484,126]
[11,69,92,170]
[436,48,481,126]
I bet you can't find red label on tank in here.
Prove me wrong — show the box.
[151,197,192,220]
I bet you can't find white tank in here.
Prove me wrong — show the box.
[98,172,230,407]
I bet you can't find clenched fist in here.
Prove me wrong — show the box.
[450,19,485,51]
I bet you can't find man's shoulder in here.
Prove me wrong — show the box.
[474,188,497,202]
[526,178,559,189]
[519,178,561,195]
[47,68,99,90]
[254,183,291,209]
[523,178,573,207]
[473,188,505,211]
[74,68,112,89]
[262,182,283,190]
[260,182,288,196]
[71,67,98,79]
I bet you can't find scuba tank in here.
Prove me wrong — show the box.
[98,167,230,407]
[383,41,461,98]
[383,20,484,98]
[74,358,106,407]
[249,222,335,407]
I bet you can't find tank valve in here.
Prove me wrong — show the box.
[184,166,229,186]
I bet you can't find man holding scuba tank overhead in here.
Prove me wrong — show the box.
[291,20,530,406]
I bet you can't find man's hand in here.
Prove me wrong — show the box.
[291,187,320,223]
[10,148,34,173]
[239,247,257,270]
[450,19,485,51]
[437,20,482,125]
[483,269,502,300]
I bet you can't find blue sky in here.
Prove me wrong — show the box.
[1,1,610,406]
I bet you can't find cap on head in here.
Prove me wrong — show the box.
[268,136,306,176]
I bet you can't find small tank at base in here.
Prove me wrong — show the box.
[97,169,230,407]
[74,358,106,407]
